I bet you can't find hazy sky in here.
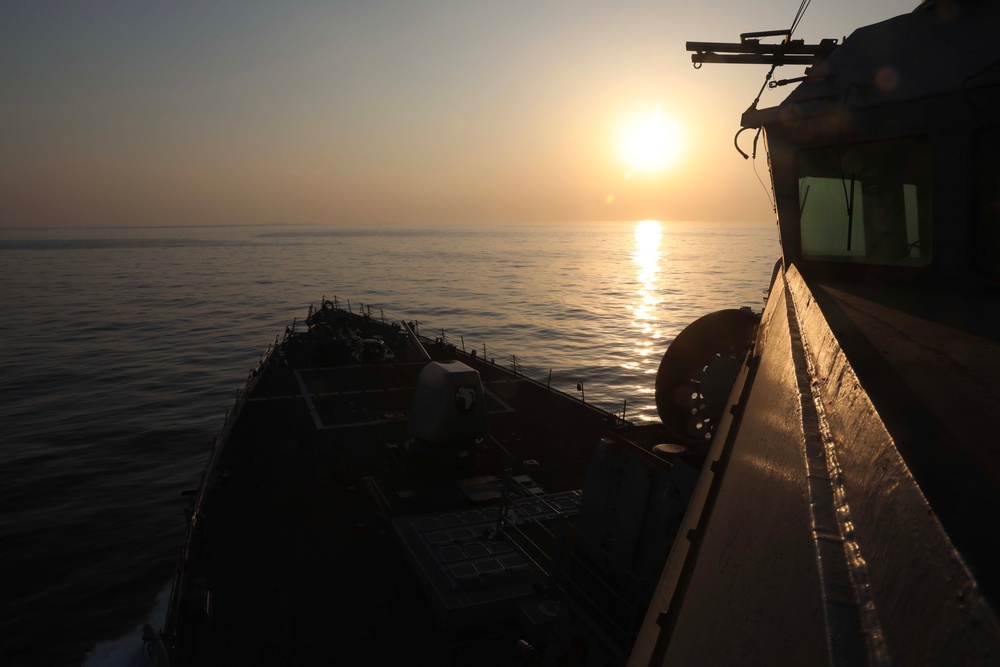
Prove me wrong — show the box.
[1,0,918,228]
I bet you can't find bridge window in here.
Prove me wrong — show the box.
[798,138,932,266]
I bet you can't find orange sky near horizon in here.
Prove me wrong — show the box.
[1,1,919,229]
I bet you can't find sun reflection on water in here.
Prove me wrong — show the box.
[631,219,663,350]
[625,219,666,420]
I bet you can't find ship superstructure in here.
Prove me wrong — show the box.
[631,2,1000,664]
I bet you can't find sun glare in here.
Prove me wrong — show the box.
[619,109,683,173]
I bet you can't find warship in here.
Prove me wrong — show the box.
[146,297,723,666]
[149,1,1000,664]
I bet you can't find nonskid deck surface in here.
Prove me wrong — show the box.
[170,311,617,665]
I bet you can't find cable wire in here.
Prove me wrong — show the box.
[751,128,777,213]
[790,0,813,37]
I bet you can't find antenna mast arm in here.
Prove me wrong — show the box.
[686,32,838,67]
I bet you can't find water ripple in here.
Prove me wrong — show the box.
[0,221,776,666]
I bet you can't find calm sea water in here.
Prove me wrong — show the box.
[0,220,777,666]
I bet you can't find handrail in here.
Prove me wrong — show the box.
[334,298,634,424]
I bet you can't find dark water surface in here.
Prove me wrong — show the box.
[0,221,777,666]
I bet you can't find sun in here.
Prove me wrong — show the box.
[619,109,683,173]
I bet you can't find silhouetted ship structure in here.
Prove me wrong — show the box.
[150,2,1000,664]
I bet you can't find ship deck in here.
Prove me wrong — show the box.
[167,310,622,665]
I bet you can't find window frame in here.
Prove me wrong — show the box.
[795,137,934,268]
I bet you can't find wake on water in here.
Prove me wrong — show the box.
[81,583,171,667]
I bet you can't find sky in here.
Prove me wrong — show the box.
[1,0,920,229]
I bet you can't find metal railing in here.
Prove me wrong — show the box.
[429,328,632,426]
[306,297,634,425]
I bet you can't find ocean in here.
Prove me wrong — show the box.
[0,220,778,666]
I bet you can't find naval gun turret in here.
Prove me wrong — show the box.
[406,360,488,465]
